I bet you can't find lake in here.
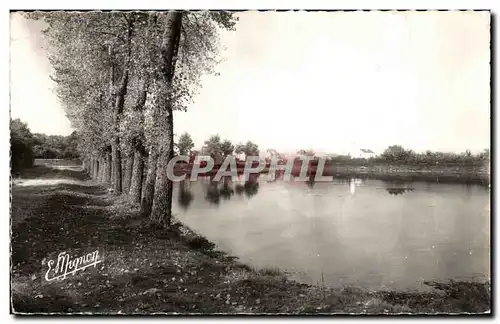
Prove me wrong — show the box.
[172,174,490,291]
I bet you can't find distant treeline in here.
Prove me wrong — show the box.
[325,145,489,168]
[10,118,79,173]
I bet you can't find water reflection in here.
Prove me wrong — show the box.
[204,177,252,204]
[383,180,415,196]
[306,178,315,188]
[174,175,490,290]
[386,188,415,196]
[243,174,260,197]
[205,180,221,205]
[349,178,364,194]
[220,177,235,200]
[235,183,245,195]
[178,180,194,209]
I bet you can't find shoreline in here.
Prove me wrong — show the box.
[172,165,490,185]
[34,159,489,185]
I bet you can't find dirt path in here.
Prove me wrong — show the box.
[10,165,491,314]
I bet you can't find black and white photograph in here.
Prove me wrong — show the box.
[9,9,491,315]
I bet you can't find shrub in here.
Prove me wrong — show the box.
[10,119,35,174]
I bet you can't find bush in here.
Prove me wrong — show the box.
[10,119,35,174]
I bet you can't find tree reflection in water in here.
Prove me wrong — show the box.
[205,180,221,205]
[243,174,260,197]
[234,174,260,197]
[386,188,414,195]
[383,180,415,196]
[178,180,194,209]
[306,177,315,189]
[219,177,235,200]
[204,174,261,202]
[235,184,245,195]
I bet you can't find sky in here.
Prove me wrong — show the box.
[10,11,490,154]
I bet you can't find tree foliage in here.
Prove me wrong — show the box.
[10,118,35,172]
[204,134,222,156]
[235,141,259,157]
[297,149,314,156]
[203,135,235,157]
[378,145,489,166]
[32,131,79,159]
[380,145,411,163]
[25,11,239,224]
[220,139,234,157]
[177,132,194,155]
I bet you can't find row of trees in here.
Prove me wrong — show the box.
[31,11,238,228]
[203,134,259,158]
[175,134,489,167]
[11,117,82,173]
[379,145,489,166]
[322,145,489,167]
[175,132,260,159]
[32,132,79,159]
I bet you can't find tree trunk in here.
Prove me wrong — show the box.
[105,150,112,185]
[123,152,133,194]
[94,157,99,181]
[150,109,174,226]
[87,156,91,173]
[97,157,106,183]
[141,166,148,202]
[110,65,127,193]
[110,65,130,194]
[110,18,134,194]
[149,12,183,227]
[97,159,101,180]
[90,157,95,177]
[111,154,115,184]
[111,141,122,192]
[93,158,99,179]
[141,150,158,216]
[101,157,106,184]
[82,157,88,173]
[128,72,149,203]
[129,149,145,204]
[101,157,107,183]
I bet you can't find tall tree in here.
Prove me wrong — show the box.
[150,11,183,227]
[30,11,238,226]
[177,132,195,155]
[32,12,135,188]
[204,134,222,156]
[110,13,136,194]
[220,139,234,157]
[235,141,259,158]
[149,12,238,227]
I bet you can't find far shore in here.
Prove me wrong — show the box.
[172,163,490,185]
[33,158,490,186]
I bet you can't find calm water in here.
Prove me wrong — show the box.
[172,174,490,291]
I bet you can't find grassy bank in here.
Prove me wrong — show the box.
[10,165,491,314]
[173,161,489,186]
[37,158,489,186]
